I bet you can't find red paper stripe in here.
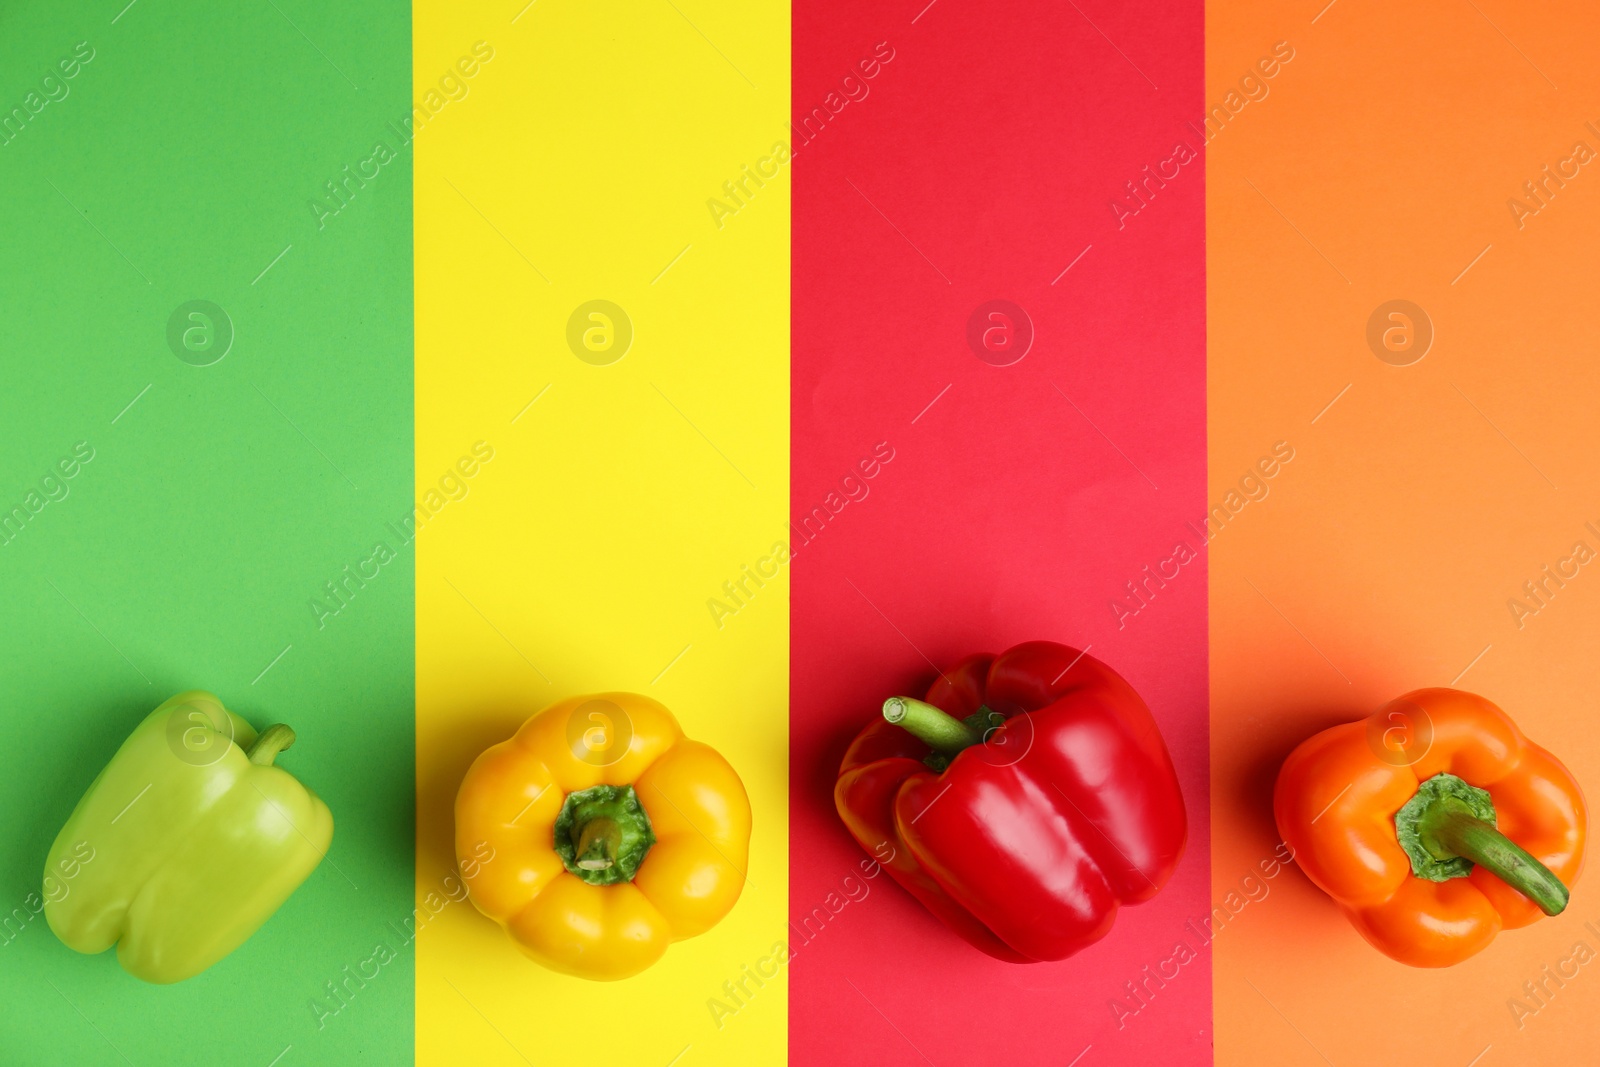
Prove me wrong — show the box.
[789,2,1210,1063]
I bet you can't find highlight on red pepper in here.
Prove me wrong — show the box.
[834,641,1188,962]
[1275,688,1586,967]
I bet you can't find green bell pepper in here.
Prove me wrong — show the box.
[44,690,333,983]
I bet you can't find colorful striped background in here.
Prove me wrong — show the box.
[3,0,1598,1064]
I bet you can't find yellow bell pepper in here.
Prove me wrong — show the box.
[455,692,751,980]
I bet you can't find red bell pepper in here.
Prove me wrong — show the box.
[834,641,1188,962]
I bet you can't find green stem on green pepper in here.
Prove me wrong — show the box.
[246,724,296,767]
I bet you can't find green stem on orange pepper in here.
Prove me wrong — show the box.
[1396,772,1569,916]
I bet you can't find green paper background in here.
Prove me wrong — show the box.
[0,2,414,1063]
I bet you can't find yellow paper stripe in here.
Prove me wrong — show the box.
[414,2,788,1063]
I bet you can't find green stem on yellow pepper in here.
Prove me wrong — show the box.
[553,785,656,886]
[574,817,621,871]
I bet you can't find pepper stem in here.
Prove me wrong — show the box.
[553,785,656,886]
[883,697,982,753]
[574,817,621,871]
[1396,773,1569,916]
[246,724,296,766]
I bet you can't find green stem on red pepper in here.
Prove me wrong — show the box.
[1395,772,1569,916]
[883,698,1007,772]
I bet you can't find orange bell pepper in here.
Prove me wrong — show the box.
[1275,688,1585,967]
[455,693,751,980]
